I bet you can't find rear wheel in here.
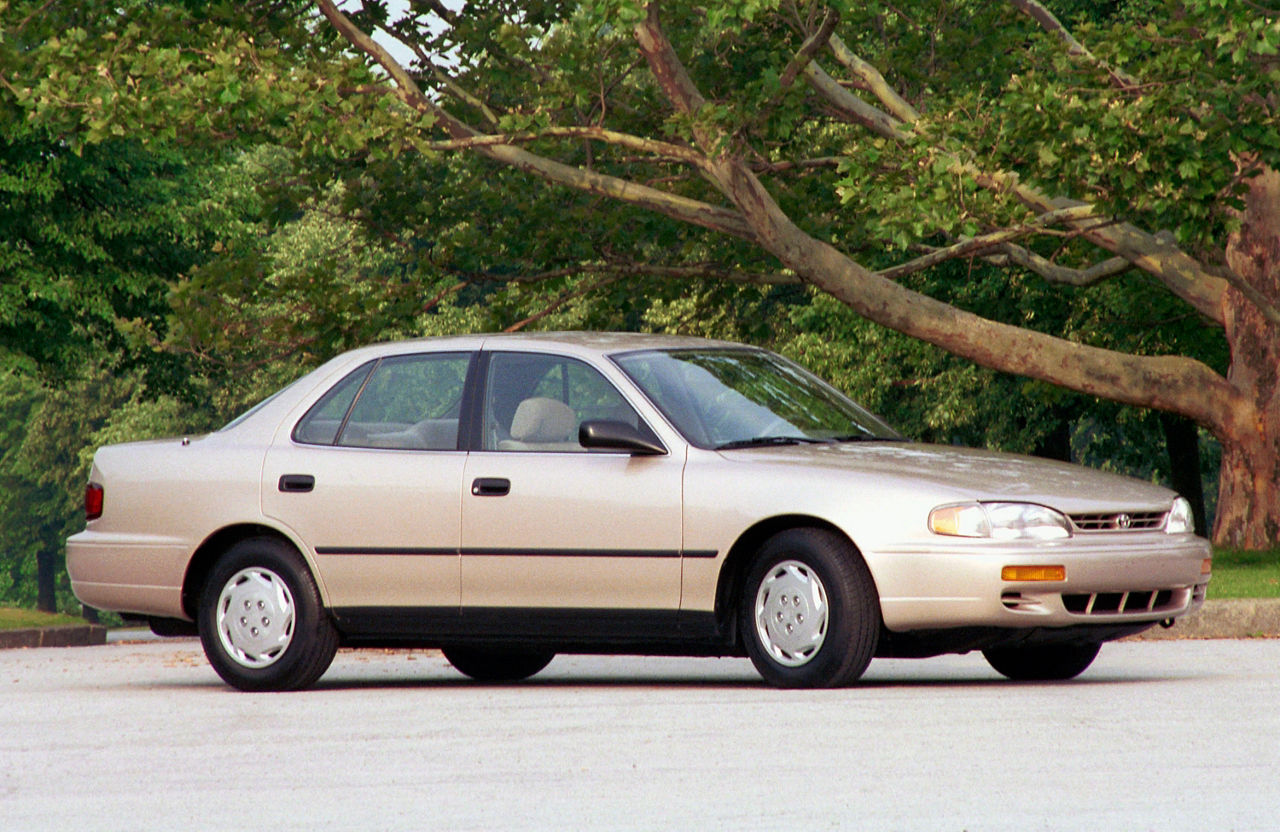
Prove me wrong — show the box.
[198,537,338,691]
[740,528,880,688]
[442,646,555,682]
[983,642,1101,681]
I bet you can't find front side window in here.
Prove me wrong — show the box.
[294,353,469,450]
[483,352,653,452]
[614,348,900,450]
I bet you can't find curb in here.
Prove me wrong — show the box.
[0,624,108,650]
[1129,598,1280,640]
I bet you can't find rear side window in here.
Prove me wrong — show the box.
[294,353,470,450]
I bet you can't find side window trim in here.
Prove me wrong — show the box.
[458,350,488,452]
[333,360,378,447]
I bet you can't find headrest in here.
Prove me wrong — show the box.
[509,397,576,443]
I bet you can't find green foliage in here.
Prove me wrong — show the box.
[0,132,197,379]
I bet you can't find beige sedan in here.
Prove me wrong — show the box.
[67,332,1211,690]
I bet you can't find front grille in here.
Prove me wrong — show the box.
[1062,589,1184,616]
[1069,510,1167,532]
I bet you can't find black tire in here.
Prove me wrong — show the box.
[198,537,338,692]
[740,528,880,688]
[983,642,1101,681]
[442,646,555,682]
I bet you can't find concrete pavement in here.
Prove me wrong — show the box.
[3,638,1279,831]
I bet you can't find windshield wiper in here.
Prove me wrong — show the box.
[829,433,906,443]
[714,436,830,451]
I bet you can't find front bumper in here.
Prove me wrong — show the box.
[867,533,1211,632]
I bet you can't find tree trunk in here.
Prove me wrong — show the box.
[37,549,56,612]
[1160,412,1206,536]
[1217,166,1280,548]
[1214,416,1280,548]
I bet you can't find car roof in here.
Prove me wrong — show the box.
[348,331,754,362]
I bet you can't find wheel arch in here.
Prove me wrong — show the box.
[713,514,879,645]
[181,523,321,620]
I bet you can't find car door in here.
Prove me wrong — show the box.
[460,351,684,633]
[262,352,472,621]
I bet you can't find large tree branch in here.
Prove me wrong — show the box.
[315,0,756,242]
[632,6,1243,435]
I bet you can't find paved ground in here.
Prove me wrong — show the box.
[2,637,1278,830]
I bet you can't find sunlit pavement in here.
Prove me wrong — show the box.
[2,638,1278,830]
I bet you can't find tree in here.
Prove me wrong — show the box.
[304,0,1276,547]
[3,0,1271,546]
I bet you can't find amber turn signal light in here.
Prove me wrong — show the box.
[1001,565,1066,582]
[1202,558,1213,575]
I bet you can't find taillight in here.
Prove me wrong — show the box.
[85,483,104,521]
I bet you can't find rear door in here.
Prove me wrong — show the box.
[262,352,472,620]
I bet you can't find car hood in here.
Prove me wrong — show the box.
[718,441,1176,513]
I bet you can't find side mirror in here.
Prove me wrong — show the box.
[578,420,667,456]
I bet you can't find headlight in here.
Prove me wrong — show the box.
[929,502,1071,540]
[1166,497,1195,534]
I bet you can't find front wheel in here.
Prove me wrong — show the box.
[983,642,1101,681]
[442,646,555,682]
[740,528,880,688]
[198,537,338,691]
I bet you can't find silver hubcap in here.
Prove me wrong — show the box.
[754,560,829,667]
[215,567,295,669]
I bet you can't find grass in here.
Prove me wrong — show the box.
[1208,547,1280,600]
[0,607,87,631]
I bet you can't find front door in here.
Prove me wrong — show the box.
[460,351,684,633]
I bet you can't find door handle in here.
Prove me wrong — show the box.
[471,477,510,497]
[278,474,315,493]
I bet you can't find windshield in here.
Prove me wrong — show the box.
[613,348,901,450]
